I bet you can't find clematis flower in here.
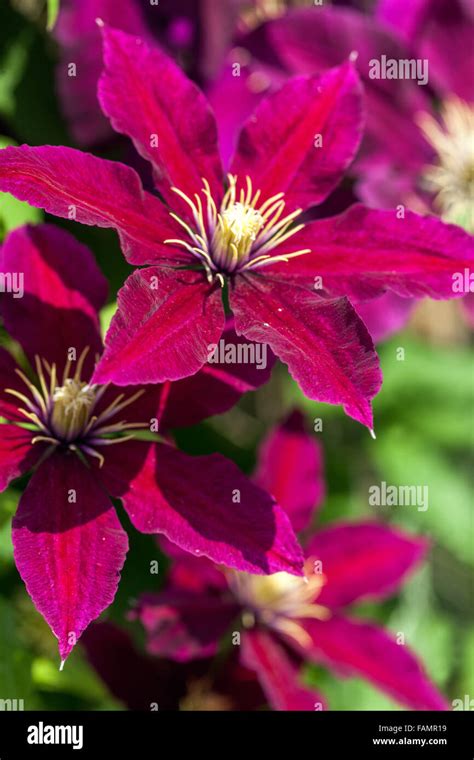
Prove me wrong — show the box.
[1,28,472,429]
[136,412,447,711]
[0,223,304,664]
[251,2,474,329]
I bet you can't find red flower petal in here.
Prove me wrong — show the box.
[231,61,363,213]
[254,410,325,532]
[230,274,382,430]
[273,205,474,300]
[98,26,223,208]
[81,622,195,711]
[12,452,128,663]
[136,590,239,662]
[1,224,106,376]
[241,629,325,711]
[305,522,427,609]
[99,441,304,576]
[297,615,448,710]
[0,348,27,422]
[160,322,275,429]
[0,144,184,266]
[354,292,415,344]
[268,6,432,172]
[93,267,225,385]
[0,426,37,492]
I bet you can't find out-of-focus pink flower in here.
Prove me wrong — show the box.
[137,413,447,711]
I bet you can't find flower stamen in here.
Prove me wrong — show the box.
[417,98,474,232]
[2,349,148,467]
[164,174,310,282]
[228,561,330,649]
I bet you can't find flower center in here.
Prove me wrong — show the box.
[218,202,264,258]
[417,98,474,232]
[51,379,97,442]
[228,561,330,648]
[165,174,310,285]
[4,347,146,466]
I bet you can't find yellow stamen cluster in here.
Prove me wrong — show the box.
[51,379,96,442]
[165,174,310,286]
[228,561,330,648]
[240,0,309,30]
[417,98,474,232]
[4,347,146,466]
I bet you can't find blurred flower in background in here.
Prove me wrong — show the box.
[135,413,447,711]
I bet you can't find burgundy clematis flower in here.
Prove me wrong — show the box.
[136,412,447,711]
[1,28,472,430]
[0,223,304,664]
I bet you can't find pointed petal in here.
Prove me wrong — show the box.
[254,410,325,532]
[272,205,474,300]
[231,61,363,213]
[241,629,325,711]
[99,441,304,576]
[98,26,223,207]
[136,590,239,662]
[298,616,448,710]
[355,292,415,343]
[0,348,27,422]
[268,6,432,171]
[93,267,225,385]
[305,522,427,609]
[12,452,128,662]
[158,535,228,594]
[0,144,185,266]
[160,322,275,429]
[54,0,149,145]
[1,224,106,376]
[230,274,382,429]
[0,425,37,492]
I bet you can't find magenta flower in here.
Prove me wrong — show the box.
[0,224,303,664]
[0,27,472,431]
[136,413,447,711]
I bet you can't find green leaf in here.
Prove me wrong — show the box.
[304,665,401,711]
[32,654,121,707]
[459,628,474,697]
[100,301,118,337]
[46,0,60,31]
[0,595,39,707]
[0,30,30,117]
[372,428,474,565]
